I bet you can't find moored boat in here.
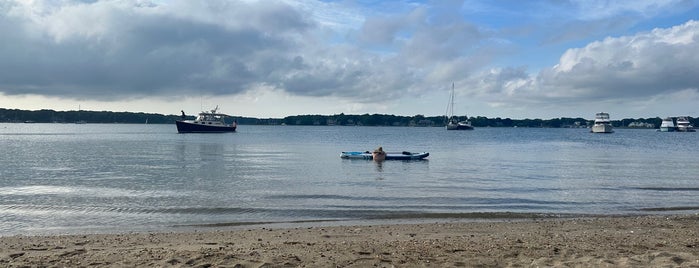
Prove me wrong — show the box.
[176,106,237,133]
[445,83,474,130]
[340,151,429,160]
[446,119,474,130]
[659,117,676,132]
[675,117,696,132]
[590,112,613,133]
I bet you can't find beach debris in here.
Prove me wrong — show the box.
[9,252,25,258]
[58,248,86,257]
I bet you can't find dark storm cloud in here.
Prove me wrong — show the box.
[0,0,313,99]
[0,0,495,103]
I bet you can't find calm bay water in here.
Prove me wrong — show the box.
[1,123,698,236]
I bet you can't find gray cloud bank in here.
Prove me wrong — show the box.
[1,0,698,109]
[1,0,316,99]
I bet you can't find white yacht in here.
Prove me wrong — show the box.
[675,117,695,132]
[591,112,613,133]
[659,117,676,132]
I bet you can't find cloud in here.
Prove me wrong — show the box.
[468,20,699,107]
[1,0,697,118]
[0,0,496,104]
[0,0,314,99]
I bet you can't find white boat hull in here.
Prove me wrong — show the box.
[591,124,613,133]
[446,122,474,130]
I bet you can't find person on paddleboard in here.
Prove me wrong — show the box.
[372,146,386,161]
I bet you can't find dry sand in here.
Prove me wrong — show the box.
[1,215,698,267]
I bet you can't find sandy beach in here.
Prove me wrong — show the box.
[1,215,697,267]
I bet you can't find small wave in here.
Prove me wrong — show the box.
[0,185,186,198]
[30,167,77,172]
[0,205,260,216]
[0,186,74,196]
[361,211,564,220]
[267,194,580,206]
[142,207,258,215]
[174,212,566,229]
[176,219,339,228]
[268,194,353,200]
[634,187,699,191]
[639,206,699,212]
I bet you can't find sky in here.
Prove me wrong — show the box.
[1,0,698,119]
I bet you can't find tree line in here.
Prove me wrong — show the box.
[1,108,693,129]
[0,108,180,124]
[278,114,681,128]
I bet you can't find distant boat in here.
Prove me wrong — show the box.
[75,105,86,124]
[590,112,613,133]
[675,117,695,132]
[175,106,237,133]
[445,83,474,130]
[340,151,429,160]
[659,117,676,132]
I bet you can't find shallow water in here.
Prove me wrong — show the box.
[1,123,698,235]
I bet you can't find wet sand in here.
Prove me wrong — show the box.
[1,215,698,267]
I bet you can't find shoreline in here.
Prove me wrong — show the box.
[0,211,658,238]
[2,214,697,267]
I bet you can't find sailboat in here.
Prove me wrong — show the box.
[445,83,474,130]
[75,105,86,124]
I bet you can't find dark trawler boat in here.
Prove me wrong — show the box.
[176,106,237,133]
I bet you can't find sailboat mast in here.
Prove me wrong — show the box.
[451,83,455,117]
[446,83,455,120]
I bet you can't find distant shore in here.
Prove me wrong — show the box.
[2,107,683,128]
[2,214,697,267]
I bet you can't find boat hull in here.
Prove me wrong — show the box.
[340,151,429,160]
[176,120,236,133]
[591,124,613,133]
[659,127,676,132]
[446,123,474,130]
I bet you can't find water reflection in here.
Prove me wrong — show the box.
[374,161,384,180]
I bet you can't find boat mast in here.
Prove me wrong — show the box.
[446,82,455,121]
